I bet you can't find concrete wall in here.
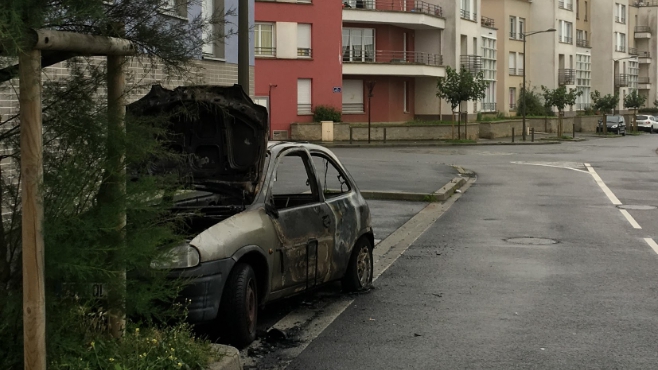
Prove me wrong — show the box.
[291,123,480,141]
[478,115,610,139]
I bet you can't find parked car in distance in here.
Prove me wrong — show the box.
[130,85,374,348]
[636,115,658,133]
[597,115,626,136]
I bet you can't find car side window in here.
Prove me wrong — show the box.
[311,154,351,199]
[270,152,319,210]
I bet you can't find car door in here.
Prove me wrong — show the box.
[267,148,334,293]
[311,151,362,282]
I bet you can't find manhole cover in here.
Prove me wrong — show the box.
[505,237,559,245]
[617,205,657,210]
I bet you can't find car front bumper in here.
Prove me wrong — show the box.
[168,258,235,323]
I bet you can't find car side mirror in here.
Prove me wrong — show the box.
[265,202,279,219]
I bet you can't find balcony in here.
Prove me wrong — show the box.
[615,45,626,52]
[558,69,576,85]
[638,51,652,63]
[629,47,638,55]
[297,48,312,58]
[558,1,573,10]
[255,46,276,57]
[559,36,573,44]
[509,68,523,76]
[460,55,483,73]
[638,77,651,90]
[576,39,590,48]
[343,0,445,29]
[481,16,495,28]
[635,26,652,39]
[615,74,629,87]
[460,9,477,22]
[481,102,497,112]
[342,50,445,77]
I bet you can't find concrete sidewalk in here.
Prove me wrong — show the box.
[310,134,561,148]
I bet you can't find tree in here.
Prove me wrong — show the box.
[624,89,647,132]
[591,90,620,135]
[0,0,233,367]
[541,85,582,137]
[436,66,488,140]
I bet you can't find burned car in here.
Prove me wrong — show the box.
[129,85,373,348]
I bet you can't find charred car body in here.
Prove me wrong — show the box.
[129,85,374,347]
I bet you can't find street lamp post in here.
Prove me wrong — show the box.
[366,81,376,144]
[522,28,556,141]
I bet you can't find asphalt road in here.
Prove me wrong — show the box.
[280,135,658,369]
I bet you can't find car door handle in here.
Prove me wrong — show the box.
[322,215,331,228]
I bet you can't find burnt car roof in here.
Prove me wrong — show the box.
[128,84,268,193]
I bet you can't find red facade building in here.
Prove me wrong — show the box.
[254,0,343,140]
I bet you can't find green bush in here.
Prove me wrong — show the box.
[313,105,342,122]
[517,88,549,116]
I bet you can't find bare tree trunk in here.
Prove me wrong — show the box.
[458,105,462,140]
[451,112,455,140]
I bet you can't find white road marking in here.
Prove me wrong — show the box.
[584,163,622,205]
[511,161,589,173]
[644,238,658,254]
[619,210,642,229]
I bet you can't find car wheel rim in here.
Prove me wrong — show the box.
[246,279,257,333]
[356,245,372,287]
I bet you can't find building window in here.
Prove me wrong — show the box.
[344,0,375,9]
[255,23,275,56]
[509,16,517,39]
[165,0,187,18]
[461,0,476,21]
[297,79,312,115]
[481,37,497,112]
[342,28,375,62]
[559,0,573,10]
[576,0,580,19]
[576,53,591,110]
[615,3,626,24]
[629,60,639,90]
[342,80,364,113]
[559,20,573,44]
[584,1,588,21]
[519,18,525,39]
[297,23,312,58]
[201,0,225,58]
[615,32,626,52]
[509,87,517,110]
[403,81,409,113]
[509,52,517,75]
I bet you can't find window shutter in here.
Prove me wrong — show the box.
[297,24,311,49]
[297,79,312,114]
[342,80,364,113]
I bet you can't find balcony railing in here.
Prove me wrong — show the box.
[481,102,497,112]
[629,47,638,55]
[460,55,483,73]
[342,103,365,113]
[576,39,590,48]
[560,36,573,44]
[558,69,576,85]
[638,51,651,58]
[481,16,495,28]
[635,26,651,33]
[297,48,312,57]
[615,45,626,52]
[509,102,516,110]
[297,103,313,115]
[342,0,443,17]
[615,74,629,87]
[558,1,573,10]
[460,9,477,21]
[638,77,651,84]
[615,16,626,24]
[509,68,523,76]
[343,49,443,66]
[255,46,276,56]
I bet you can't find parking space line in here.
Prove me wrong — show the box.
[620,210,642,229]
[584,163,622,205]
[644,238,658,255]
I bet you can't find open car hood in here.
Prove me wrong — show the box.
[128,85,269,195]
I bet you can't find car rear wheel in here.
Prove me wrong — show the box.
[218,263,258,348]
[342,237,373,292]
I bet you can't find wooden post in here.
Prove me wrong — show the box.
[106,54,127,339]
[20,48,46,370]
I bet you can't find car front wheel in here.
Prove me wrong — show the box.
[218,262,258,348]
[342,238,373,292]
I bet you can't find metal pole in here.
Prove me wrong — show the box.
[238,0,250,93]
[532,127,535,142]
[522,35,527,141]
[20,48,46,370]
[384,127,387,143]
[573,123,576,139]
[368,94,372,144]
[512,127,515,142]
[350,126,353,144]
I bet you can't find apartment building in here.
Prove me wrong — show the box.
[341,0,446,123]
[254,1,342,139]
[591,0,636,112]
[630,2,657,106]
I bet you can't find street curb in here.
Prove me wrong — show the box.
[360,176,468,203]
[208,344,242,370]
[308,141,562,148]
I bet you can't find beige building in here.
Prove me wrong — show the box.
[630,2,658,107]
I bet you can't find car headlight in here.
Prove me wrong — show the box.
[612,124,618,129]
[150,244,200,270]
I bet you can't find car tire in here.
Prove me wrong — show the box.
[218,263,258,348]
[342,237,373,292]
